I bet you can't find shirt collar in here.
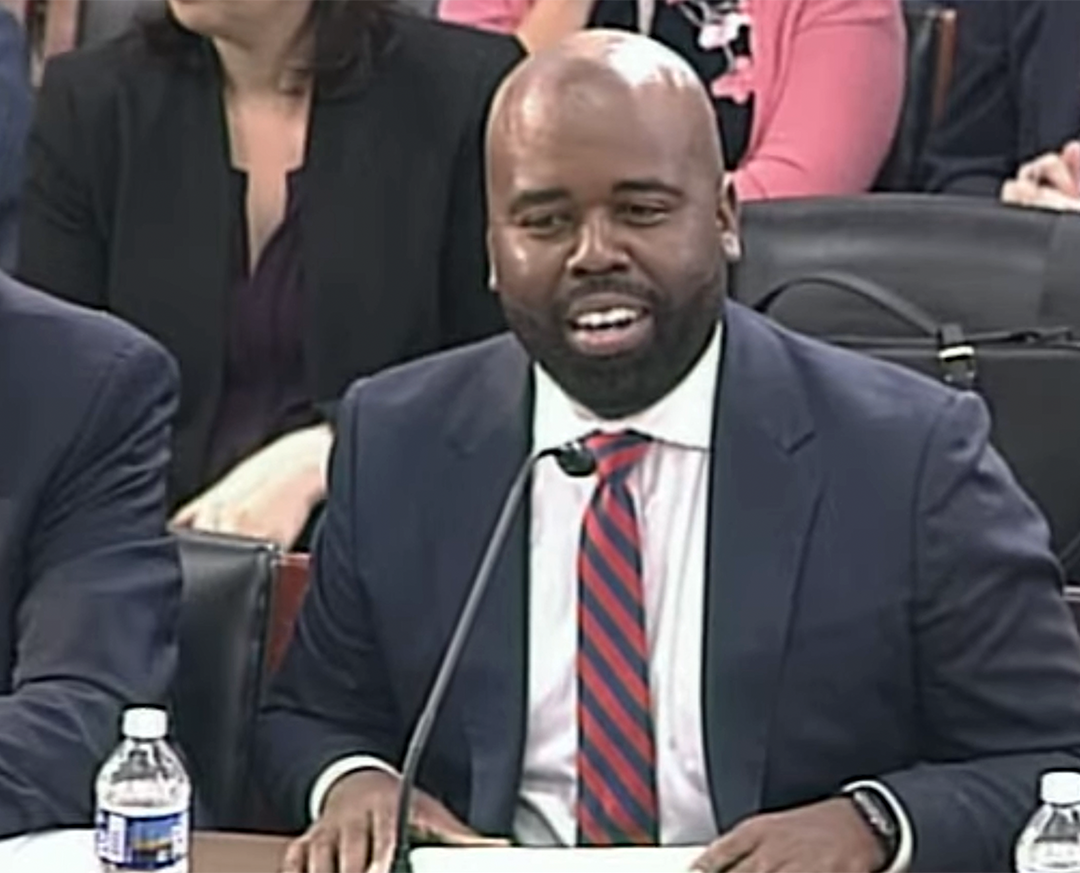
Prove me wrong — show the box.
[533,322,722,454]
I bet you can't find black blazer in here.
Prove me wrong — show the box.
[921,0,1080,195]
[17,12,523,505]
[0,273,180,836]
[256,302,1080,870]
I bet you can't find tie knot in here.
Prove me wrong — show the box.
[584,431,652,481]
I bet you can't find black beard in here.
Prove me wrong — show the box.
[502,276,723,419]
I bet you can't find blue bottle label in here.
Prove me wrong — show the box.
[95,808,189,871]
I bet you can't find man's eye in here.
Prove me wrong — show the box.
[620,203,668,224]
[521,213,570,234]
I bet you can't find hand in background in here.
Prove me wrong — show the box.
[690,797,885,873]
[172,424,332,549]
[1002,141,1080,211]
[282,769,507,873]
[516,0,599,53]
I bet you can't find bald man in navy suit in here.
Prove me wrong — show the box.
[259,31,1080,873]
[0,272,180,836]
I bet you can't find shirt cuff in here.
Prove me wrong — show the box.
[843,779,914,873]
[308,755,400,823]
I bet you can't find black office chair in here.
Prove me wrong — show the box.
[735,194,1080,336]
[734,194,1080,582]
[874,2,957,192]
[173,530,277,830]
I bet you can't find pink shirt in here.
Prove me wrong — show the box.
[438,0,905,201]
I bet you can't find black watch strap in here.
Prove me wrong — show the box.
[848,786,900,865]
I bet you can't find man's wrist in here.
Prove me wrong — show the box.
[842,780,914,873]
[309,755,399,822]
[847,788,897,871]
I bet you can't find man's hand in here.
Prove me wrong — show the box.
[690,797,886,873]
[281,770,508,873]
[1002,140,1080,211]
[172,424,332,549]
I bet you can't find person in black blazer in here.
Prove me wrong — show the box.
[0,271,180,837]
[17,0,523,549]
[922,0,1080,209]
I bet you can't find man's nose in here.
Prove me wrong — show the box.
[567,214,630,277]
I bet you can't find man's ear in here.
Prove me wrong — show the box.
[717,175,742,262]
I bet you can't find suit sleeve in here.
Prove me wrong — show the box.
[0,336,181,837]
[435,37,521,349]
[0,9,31,272]
[732,0,904,200]
[919,1,1019,195]
[254,384,406,830]
[16,55,109,307]
[877,392,1080,872]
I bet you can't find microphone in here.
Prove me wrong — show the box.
[390,440,596,872]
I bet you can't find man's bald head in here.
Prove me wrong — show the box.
[484,29,739,419]
[487,30,726,186]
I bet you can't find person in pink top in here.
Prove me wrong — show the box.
[439,0,905,201]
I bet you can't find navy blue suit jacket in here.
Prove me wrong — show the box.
[0,10,30,270]
[256,302,1080,871]
[0,274,181,836]
[922,0,1080,195]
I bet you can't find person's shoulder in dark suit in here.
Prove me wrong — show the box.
[0,273,182,837]
[920,0,1063,195]
[17,8,522,311]
[27,6,521,125]
[384,9,523,86]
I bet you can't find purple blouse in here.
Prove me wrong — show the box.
[204,169,320,485]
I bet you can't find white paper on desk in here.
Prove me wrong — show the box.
[0,828,97,873]
[411,845,705,873]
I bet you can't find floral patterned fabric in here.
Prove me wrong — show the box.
[590,0,754,169]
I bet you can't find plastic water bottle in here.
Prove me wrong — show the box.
[94,707,191,873]
[1016,772,1080,873]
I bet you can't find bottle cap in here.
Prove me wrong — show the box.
[121,707,168,741]
[1041,771,1080,805]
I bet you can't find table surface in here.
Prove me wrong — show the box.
[0,829,706,873]
[193,831,291,872]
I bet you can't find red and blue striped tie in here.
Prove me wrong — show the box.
[576,430,659,846]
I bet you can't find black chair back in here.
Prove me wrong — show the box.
[736,194,1080,335]
[174,531,276,830]
[874,2,957,192]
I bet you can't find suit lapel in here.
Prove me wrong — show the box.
[1033,0,1080,151]
[108,60,234,497]
[428,337,533,836]
[110,62,233,344]
[704,304,823,829]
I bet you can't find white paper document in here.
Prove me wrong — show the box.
[412,845,706,873]
[0,828,97,873]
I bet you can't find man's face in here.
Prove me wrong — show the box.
[488,84,738,418]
